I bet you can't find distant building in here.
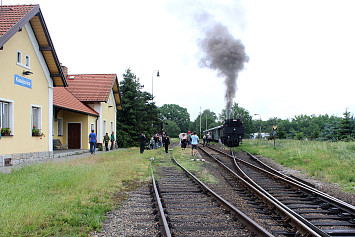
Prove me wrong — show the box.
[53,70,122,149]
[251,133,270,139]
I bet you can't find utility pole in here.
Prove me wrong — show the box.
[206,112,207,131]
[199,107,202,138]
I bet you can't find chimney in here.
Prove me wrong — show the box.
[61,65,68,78]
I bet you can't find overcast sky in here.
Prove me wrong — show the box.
[8,0,355,121]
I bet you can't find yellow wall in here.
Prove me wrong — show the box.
[0,25,51,155]
[100,90,116,139]
[52,109,97,150]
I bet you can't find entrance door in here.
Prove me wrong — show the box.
[68,123,81,149]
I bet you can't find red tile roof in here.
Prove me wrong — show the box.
[53,87,99,116]
[0,5,37,37]
[65,74,116,102]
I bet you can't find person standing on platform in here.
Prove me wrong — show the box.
[103,132,110,151]
[191,131,199,157]
[162,133,170,153]
[187,131,192,147]
[139,132,146,154]
[89,130,97,154]
[181,133,187,150]
[110,131,115,150]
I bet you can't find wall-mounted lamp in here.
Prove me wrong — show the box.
[23,70,33,75]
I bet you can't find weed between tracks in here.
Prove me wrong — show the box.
[238,140,355,192]
[171,146,218,184]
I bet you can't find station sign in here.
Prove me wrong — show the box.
[14,74,32,89]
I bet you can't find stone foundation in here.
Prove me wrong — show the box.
[0,151,53,168]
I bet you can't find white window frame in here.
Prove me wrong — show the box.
[110,121,114,133]
[17,50,22,65]
[0,99,14,135]
[25,54,31,68]
[107,92,111,104]
[16,50,31,69]
[91,123,95,132]
[31,105,42,135]
[57,117,63,136]
[103,120,107,137]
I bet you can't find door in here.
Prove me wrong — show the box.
[68,123,81,149]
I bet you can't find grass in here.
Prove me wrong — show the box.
[5,139,351,236]
[237,139,355,192]
[172,146,218,184]
[0,148,156,236]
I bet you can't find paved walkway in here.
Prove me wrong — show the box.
[53,149,90,159]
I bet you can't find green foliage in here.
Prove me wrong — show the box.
[190,109,219,133]
[252,110,354,142]
[116,68,160,147]
[1,127,11,135]
[160,104,190,132]
[163,120,180,137]
[338,109,355,141]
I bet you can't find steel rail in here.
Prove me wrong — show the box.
[243,150,355,215]
[210,145,355,215]
[172,156,274,237]
[199,145,325,237]
[150,159,172,237]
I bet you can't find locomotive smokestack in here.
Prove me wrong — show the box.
[197,12,248,119]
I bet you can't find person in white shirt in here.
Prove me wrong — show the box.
[191,132,199,157]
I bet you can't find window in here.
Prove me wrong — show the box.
[0,102,9,128]
[111,121,114,133]
[17,50,22,64]
[0,99,13,135]
[31,106,42,134]
[25,55,30,67]
[103,120,107,136]
[91,123,95,132]
[57,118,63,136]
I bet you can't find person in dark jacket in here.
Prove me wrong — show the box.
[162,134,170,153]
[139,132,146,154]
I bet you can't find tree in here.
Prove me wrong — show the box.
[190,109,220,136]
[160,104,190,132]
[116,68,160,147]
[163,120,180,138]
[219,103,253,136]
[338,109,354,141]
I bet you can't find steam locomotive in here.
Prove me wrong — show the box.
[204,119,245,147]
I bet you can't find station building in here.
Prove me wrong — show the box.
[0,4,122,168]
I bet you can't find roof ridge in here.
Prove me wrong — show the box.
[67,73,116,76]
[0,4,38,7]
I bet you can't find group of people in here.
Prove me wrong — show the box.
[202,132,212,146]
[88,130,116,154]
[140,131,170,154]
[180,131,199,156]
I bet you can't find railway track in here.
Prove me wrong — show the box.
[200,144,355,237]
[151,156,273,236]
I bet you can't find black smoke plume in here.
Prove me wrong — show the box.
[198,14,248,119]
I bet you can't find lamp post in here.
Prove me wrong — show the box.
[151,70,160,99]
[254,114,261,139]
